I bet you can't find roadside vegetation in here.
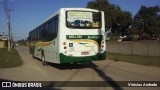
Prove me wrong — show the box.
[107,53,160,67]
[87,0,160,41]
[0,48,22,68]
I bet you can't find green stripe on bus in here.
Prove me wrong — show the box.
[59,51,106,64]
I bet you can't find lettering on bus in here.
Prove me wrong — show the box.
[68,35,82,39]
[88,35,100,39]
[66,35,102,39]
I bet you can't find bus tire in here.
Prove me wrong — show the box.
[41,51,47,66]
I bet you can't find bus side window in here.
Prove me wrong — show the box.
[50,15,58,40]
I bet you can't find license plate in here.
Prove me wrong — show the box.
[81,52,89,55]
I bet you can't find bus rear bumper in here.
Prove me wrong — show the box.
[59,51,106,64]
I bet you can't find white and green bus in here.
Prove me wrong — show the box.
[29,8,106,65]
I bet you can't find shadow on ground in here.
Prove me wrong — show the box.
[48,62,123,90]
[33,58,123,90]
[48,62,95,70]
[90,62,123,90]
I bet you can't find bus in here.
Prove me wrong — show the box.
[29,8,106,65]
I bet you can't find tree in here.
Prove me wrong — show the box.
[134,5,160,39]
[87,0,113,26]
[86,0,133,39]
[17,39,27,46]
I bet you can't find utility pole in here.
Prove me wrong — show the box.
[8,12,11,51]
[6,9,14,51]
[2,0,14,51]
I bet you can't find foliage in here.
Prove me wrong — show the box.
[133,5,160,39]
[86,0,160,40]
[17,39,27,45]
[86,0,133,39]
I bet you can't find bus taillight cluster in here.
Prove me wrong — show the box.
[101,40,104,48]
[63,42,67,49]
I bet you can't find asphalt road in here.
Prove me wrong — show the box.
[0,46,160,90]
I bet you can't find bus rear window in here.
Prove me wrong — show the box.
[66,11,101,29]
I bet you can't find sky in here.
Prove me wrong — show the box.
[0,0,160,41]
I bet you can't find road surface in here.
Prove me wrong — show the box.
[0,46,160,90]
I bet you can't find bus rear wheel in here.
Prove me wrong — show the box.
[41,52,47,66]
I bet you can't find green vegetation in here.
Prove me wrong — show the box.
[17,39,27,46]
[107,53,160,67]
[86,0,160,40]
[0,48,22,68]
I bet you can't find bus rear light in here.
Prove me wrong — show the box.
[101,40,105,48]
[64,46,67,49]
[101,45,104,48]
[63,42,66,45]
[101,40,104,44]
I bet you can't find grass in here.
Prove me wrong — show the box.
[0,48,22,68]
[107,53,160,67]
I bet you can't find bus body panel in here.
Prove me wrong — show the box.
[43,39,59,63]
[29,8,106,64]
[33,39,60,64]
[58,8,106,63]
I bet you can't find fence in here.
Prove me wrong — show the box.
[106,40,160,56]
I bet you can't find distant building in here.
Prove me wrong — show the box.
[0,34,8,48]
[0,34,8,41]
